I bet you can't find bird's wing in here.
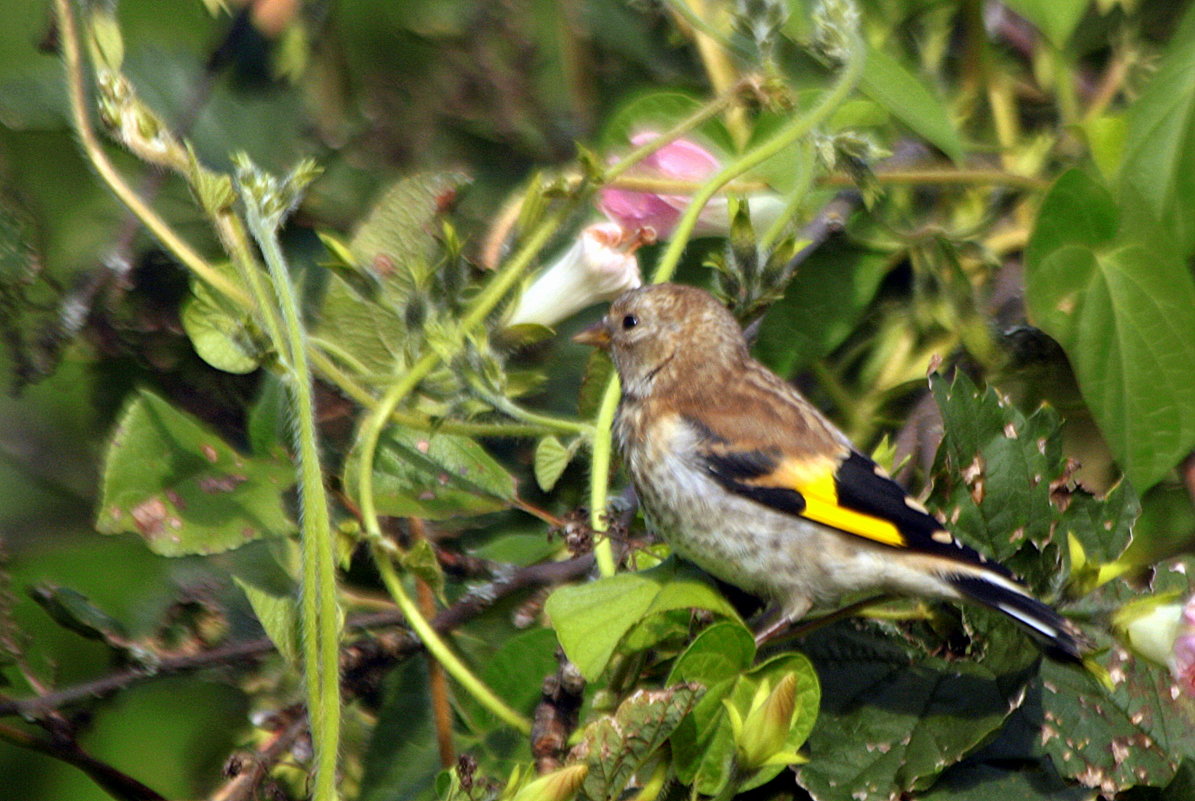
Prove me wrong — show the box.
[682,372,1010,576]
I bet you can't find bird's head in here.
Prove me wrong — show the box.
[573,283,747,398]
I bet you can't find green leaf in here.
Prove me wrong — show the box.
[859,42,964,163]
[1024,169,1118,267]
[1039,647,1195,793]
[1001,0,1089,49]
[28,584,128,643]
[666,621,756,687]
[733,654,821,790]
[578,684,704,801]
[181,272,263,375]
[349,171,468,287]
[1119,4,1195,256]
[313,273,409,379]
[929,372,1065,590]
[599,90,733,154]
[344,424,515,520]
[232,576,299,664]
[755,241,890,377]
[796,627,1018,801]
[534,436,571,492]
[545,559,742,680]
[920,761,1089,801]
[97,391,295,556]
[1026,240,1195,492]
[670,647,820,795]
[357,660,443,801]
[401,539,446,601]
[475,628,560,724]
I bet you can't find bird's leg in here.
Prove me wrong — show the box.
[758,594,897,647]
[752,606,794,646]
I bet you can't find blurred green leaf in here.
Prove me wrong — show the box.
[578,684,703,801]
[754,241,890,377]
[859,42,964,163]
[1002,0,1089,48]
[401,538,446,601]
[344,424,515,520]
[97,390,295,555]
[358,660,443,801]
[534,435,570,492]
[666,620,756,687]
[1119,3,1195,256]
[1027,243,1195,492]
[599,90,733,154]
[477,628,560,723]
[180,271,264,375]
[546,558,742,680]
[232,575,299,664]
[1027,169,1195,492]
[313,273,410,379]
[349,171,468,286]
[28,584,128,644]
[1024,169,1117,265]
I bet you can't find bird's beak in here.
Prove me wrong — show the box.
[573,318,611,349]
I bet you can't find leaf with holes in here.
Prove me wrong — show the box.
[344,424,515,520]
[97,391,295,556]
[577,684,704,801]
[795,626,1019,801]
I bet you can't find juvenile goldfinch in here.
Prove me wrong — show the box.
[575,282,1086,661]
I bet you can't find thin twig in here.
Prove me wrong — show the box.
[0,555,595,721]
[0,721,166,801]
[208,708,308,801]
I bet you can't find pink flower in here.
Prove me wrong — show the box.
[599,132,785,240]
[599,133,721,238]
[507,222,643,329]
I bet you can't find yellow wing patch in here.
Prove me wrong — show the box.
[769,457,906,548]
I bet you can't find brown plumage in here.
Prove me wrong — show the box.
[575,282,1087,660]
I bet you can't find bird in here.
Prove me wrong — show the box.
[574,282,1087,661]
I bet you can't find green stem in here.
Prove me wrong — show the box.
[470,383,594,437]
[759,139,816,250]
[53,0,251,309]
[652,39,865,284]
[604,89,739,184]
[588,379,623,577]
[373,546,532,733]
[243,199,341,801]
[355,202,572,546]
[587,29,866,577]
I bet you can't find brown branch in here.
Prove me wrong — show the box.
[0,721,166,801]
[412,518,455,769]
[207,707,307,801]
[0,555,595,721]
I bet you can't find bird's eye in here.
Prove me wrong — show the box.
[622,314,639,330]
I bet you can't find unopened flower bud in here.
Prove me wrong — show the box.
[724,672,806,770]
[509,763,588,801]
[506,222,641,329]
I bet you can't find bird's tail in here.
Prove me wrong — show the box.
[948,572,1089,662]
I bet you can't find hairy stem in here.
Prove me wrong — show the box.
[242,197,341,801]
